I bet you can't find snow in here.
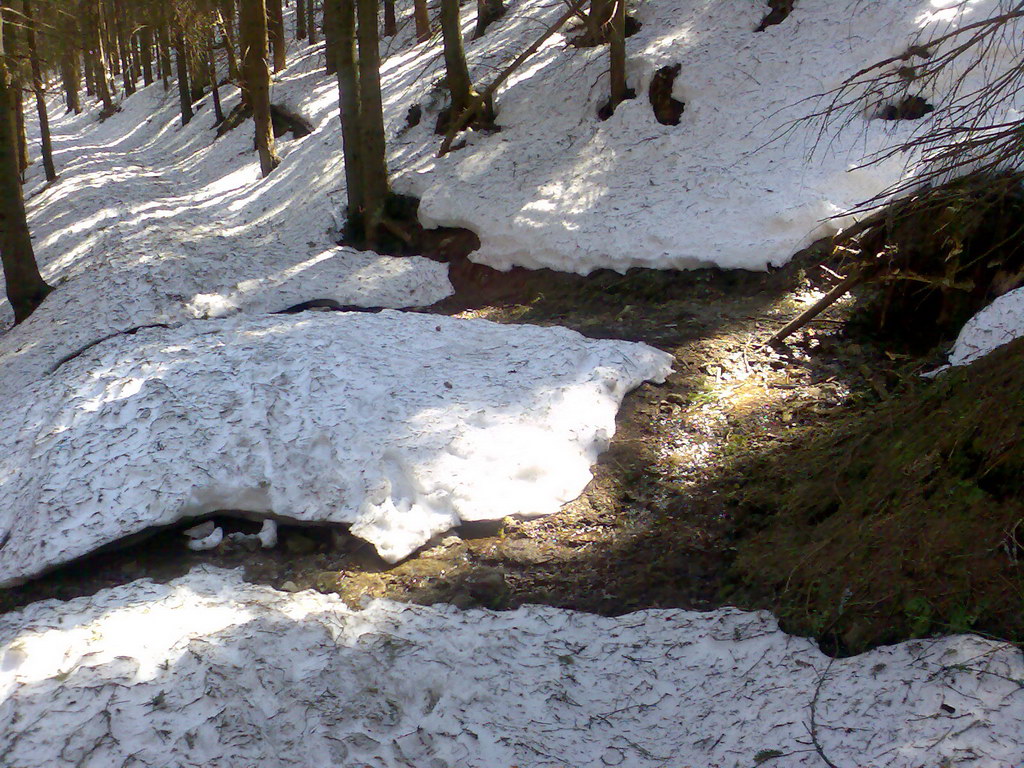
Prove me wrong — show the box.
[0,311,672,586]
[1,566,1021,768]
[398,0,1024,273]
[945,286,1024,368]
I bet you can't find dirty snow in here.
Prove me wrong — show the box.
[1,567,1021,768]
[0,312,672,586]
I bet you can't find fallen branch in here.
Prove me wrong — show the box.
[438,0,587,156]
[767,271,864,347]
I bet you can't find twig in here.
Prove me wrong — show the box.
[808,658,841,768]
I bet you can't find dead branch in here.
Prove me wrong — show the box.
[767,271,864,347]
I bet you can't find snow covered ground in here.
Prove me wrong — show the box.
[1,567,1021,768]
[0,312,671,585]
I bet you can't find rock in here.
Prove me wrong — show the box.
[279,580,300,593]
[496,538,553,565]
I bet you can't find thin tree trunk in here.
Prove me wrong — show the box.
[61,49,83,112]
[92,0,116,111]
[174,28,193,124]
[296,0,307,38]
[240,0,280,176]
[216,10,241,84]
[413,0,429,42]
[355,0,389,246]
[84,48,96,96]
[140,25,154,86]
[23,0,55,182]
[440,0,473,115]
[116,4,135,96]
[323,0,336,74]
[332,0,363,221]
[267,0,286,72]
[607,0,626,113]
[106,1,121,77]
[0,5,51,323]
[208,28,224,122]
[157,13,172,89]
[383,0,396,36]
[307,0,317,44]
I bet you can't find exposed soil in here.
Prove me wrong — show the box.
[2,241,1021,658]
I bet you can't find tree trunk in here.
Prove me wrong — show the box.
[413,0,429,42]
[323,0,336,74]
[208,28,224,123]
[189,35,208,103]
[383,0,396,36]
[140,25,154,86]
[23,0,55,182]
[267,0,286,72]
[307,0,317,44]
[84,48,96,96]
[607,0,626,113]
[440,0,473,115]
[61,49,83,113]
[0,6,51,323]
[296,0,307,38]
[92,0,116,112]
[216,9,242,84]
[240,0,281,176]
[157,13,172,89]
[473,0,503,38]
[116,3,135,97]
[587,0,613,42]
[14,86,28,179]
[332,0,363,221]
[355,0,389,246]
[174,28,193,124]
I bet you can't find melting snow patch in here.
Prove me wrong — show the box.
[0,312,671,586]
[0,566,1021,767]
[946,286,1024,368]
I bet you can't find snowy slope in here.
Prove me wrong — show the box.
[1,567,1021,768]
[7,71,450,384]
[398,0,1024,273]
[0,312,672,585]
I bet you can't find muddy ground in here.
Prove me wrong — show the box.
[3,247,1020,656]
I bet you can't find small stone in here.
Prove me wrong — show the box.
[280,580,300,593]
[665,393,687,405]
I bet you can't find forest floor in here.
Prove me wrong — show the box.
[2,243,1020,657]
